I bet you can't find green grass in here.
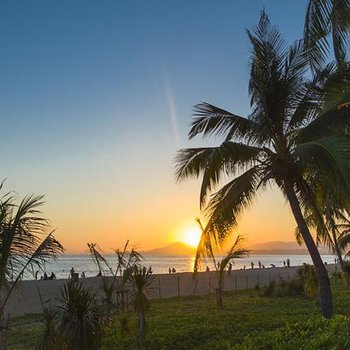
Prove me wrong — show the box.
[8,281,350,350]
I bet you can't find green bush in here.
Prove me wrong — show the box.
[261,278,304,297]
[297,263,319,297]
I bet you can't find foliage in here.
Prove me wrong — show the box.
[0,189,63,350]
[339,260,350,285]
[194,218,248,308]
[232,315,350,350]
[297,263,319,297]
[56,281,102,350]
[175,10,350,318]
[35,308,61,350]
[261,278,304,298]
[87,241,143,310]
[123,265,156,345]
[8,281,350,350]
[304,0,350,68]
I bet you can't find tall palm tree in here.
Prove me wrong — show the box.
[304,0,350,69]
[0,191,63,350]
[175,11,350,318]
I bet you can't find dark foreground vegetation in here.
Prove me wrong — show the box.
[8,279,350,350]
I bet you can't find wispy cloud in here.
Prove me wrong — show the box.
[164,76,181,146]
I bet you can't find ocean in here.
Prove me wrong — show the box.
[31,254,338,280]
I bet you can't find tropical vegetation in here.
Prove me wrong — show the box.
[175,10,350,318]
[7,280,350,350]
[194,219,248,308]
[0,189,63,350]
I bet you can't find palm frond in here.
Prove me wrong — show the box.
[175,142,264,208]
[296,136,350,195]
[189,102,258,142]
[205,166,263,237]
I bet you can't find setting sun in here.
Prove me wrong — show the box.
[176,221,202,248]
[168,219,204,248]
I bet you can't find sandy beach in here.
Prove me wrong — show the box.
[5,264,339,316]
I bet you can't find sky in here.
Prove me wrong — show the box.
[0,1,308,253]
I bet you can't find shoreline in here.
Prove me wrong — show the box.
[5,263,339,316]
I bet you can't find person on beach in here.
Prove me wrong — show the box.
[258,261,261,269]
[251,262,254,269]
[172,267,176,273]
[169,268,171,274]
[81,272,85,278]
[35,271,39,280]
[43,272,48,280]
[283,260,286,267]
[286,259,290,268]
[228,263,232,274]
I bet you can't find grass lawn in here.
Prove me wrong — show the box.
[8,280,350,350]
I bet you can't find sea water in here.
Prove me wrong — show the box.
[29,254,338,280]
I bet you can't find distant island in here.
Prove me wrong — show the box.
[248,241,331,255]
[145,242,196,256]
[145,241,332,256]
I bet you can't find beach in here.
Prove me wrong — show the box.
[6,263,339,316]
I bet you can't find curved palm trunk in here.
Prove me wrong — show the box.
[285,182,333,319]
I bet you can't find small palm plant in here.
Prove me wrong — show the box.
[124,265,156,346]
[0,189,63,350]
[88,241,143,313]
[194,219,248,308]
[35,308,61,350]
[57,281,102,350]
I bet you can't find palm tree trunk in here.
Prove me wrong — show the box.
[139,311,145,345]
[216,275,223,309]
[331,230,344,269]
[285,182,333,319]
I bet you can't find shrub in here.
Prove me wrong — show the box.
[57,281,102,350]
[296,263,318,297]
[261,278,304,297]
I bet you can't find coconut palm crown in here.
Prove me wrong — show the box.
[175,11,350,319]
[304,0,350,69]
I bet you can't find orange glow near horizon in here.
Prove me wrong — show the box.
[170,219,202,248]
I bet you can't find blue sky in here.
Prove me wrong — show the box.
[0,1,307,252]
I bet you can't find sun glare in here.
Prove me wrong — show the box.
[180,224,202,248]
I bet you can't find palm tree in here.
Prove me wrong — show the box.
[175,11,350,318]
[194,219,248,308]
[304,0,350,69]
[0,191,63,350]
[124,265,156,346]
